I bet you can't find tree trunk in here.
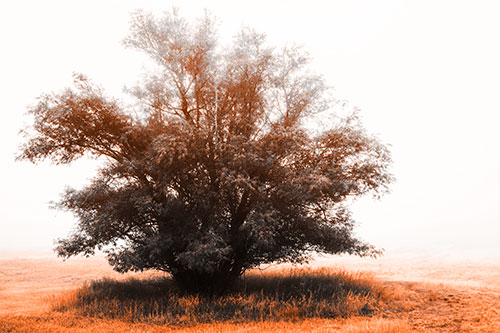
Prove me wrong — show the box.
[172,267,241,294]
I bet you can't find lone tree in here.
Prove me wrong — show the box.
[19,10,392,292]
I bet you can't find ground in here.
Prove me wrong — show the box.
[1,252,499,332]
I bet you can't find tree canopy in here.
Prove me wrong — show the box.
[18,10,393,292]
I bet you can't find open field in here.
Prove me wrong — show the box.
[1,253,500,332]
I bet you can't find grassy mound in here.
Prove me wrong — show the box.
[51,267,387,326]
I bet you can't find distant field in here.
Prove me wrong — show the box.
[1,253,499,332]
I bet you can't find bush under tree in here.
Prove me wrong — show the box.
[18,10,393,292]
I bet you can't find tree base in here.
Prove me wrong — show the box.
[172,270,240,294]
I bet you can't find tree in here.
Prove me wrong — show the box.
[18,10,392,292]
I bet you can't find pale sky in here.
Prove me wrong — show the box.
[1,1,499,258]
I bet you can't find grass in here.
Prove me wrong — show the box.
[50,268,387,326]
[0,314,412,332]
[2,256,500,331]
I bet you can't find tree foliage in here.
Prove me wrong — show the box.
[18,10,393,292]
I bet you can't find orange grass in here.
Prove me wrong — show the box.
[2,256,500,332]
[0,314,412,332]
[50,268,386,326]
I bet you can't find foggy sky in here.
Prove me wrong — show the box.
[1,0,499,258]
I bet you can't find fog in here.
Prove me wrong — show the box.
[1,1,499,260]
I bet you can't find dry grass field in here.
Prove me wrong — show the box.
[1,253,499,332]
